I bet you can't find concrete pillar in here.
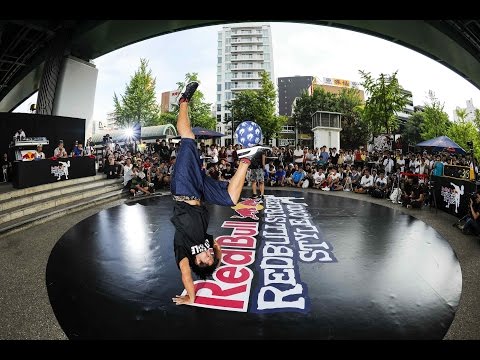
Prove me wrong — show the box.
[312,127,341,150]
[52,56,98,142]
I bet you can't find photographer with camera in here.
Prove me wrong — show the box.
[461,190,480,235]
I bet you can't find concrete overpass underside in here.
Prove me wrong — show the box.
[1,20,480,112]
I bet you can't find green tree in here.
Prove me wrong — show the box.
[337,88,369,150]
[171,73,216,130]
[359,70,409,137]
[420,91,451,140]
[291,87,338,134]
[227,90,258,124]
[447,118,480,160]
[400,111,425,147]
[157,112,178,126]
[474,108,480,130]
[228,71,287,142]
[113,58,161,128]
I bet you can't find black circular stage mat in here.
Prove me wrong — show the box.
[46,191,462,339]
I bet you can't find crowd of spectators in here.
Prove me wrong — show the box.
[98,138,478,202]
[244,144,477,211]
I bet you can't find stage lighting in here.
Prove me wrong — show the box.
[125,128,134,138]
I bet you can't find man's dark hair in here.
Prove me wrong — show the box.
[190,257,220,280]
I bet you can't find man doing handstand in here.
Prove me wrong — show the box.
[170,81,269,305]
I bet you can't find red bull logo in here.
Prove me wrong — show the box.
[21,151,36,160]
[231,198,264,220]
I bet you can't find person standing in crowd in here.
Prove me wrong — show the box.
[85,138,94,156]
[319,146,330,167]
[330,147,339,166]
[122,157,134,187]
[1,153,12,182]
[293,145,304,167]
[432,155,444,177]
[249,148,266,199]
[159,139,171,163]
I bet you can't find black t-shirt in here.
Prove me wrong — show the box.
[222,168,235,180]
[159,145,171,161]
[171,202,212,268]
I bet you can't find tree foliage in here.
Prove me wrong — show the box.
[400,111,424,147]
[113,58,161,128]
[157,112,177,126]
[420,90,451,140]
[171,73,217,130]
[228,71,287,142]
[291,87,337,133]
[291,86,368,149]
[359,70,409,136]
[337,88,369,150]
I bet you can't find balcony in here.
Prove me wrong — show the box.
[311,111,342,129]
[231,38,263,44]
[231,46,264,52]
[231,74,261,80]
[231,56,264,62]
[231,63,264,70]
[231,30,262,37]
[231,83,259,90]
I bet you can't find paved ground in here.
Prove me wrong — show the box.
[0,188,478,340]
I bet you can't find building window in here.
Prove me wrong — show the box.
[217,104,222,112]
[217,75,222,82]
[217,84,222,91]
[218,57,222,64]
[217,94,221,102]
[217,115,222,122]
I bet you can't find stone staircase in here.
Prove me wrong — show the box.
[0,174,127,237]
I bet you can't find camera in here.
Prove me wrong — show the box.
[103,134,112,144]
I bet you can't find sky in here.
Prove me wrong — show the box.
[14,22,480,123]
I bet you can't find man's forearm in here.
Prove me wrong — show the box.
[181,273,196,303]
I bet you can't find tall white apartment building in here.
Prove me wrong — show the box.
[453,98,477,122]
[216,23,274,146]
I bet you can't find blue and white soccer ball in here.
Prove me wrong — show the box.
[235,120,263,148]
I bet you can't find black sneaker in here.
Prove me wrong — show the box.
[237,145,271,161]
[178,81,199,103]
